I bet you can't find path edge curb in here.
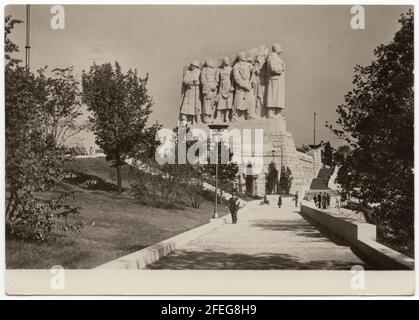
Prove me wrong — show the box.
[94,217,227,270]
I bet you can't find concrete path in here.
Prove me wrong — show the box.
[147,197,368,270]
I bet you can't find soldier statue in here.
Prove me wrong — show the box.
[232,52,254,121]
[251,54,268,119]
[180,60,201,124]
[201,59,219,124]
[266,43,285,118]
[216,57,234,122]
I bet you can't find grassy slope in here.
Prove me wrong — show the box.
[6,157,229,269]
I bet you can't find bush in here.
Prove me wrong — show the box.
[129,161,184,209]
[279,166,293,194]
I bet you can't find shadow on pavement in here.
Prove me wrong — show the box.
[147,249,366,270]
[251,215,348,246]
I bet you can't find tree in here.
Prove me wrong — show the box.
[333,145,351,166]
[265,161,279,194]
[296,144,311,153]
[203,140,239,191]
[81,62,153,193]
[321,141,334,168]
[129,161,184,208]
[5,15,82,240]
[41,67,86,148]
[327,10,414,249]
[279,167,293,195]
[131,121,163,160]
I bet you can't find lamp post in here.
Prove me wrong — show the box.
[25,4,31,71]
[208,123,229,219]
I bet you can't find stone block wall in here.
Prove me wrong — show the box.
[230,118,322,196]
[190,117,321,197]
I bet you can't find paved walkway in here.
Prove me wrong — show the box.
[147,197,368,270]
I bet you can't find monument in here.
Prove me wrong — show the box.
[178,44,322,196]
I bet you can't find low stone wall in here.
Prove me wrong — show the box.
[301,203,414,270]
[96,218,227,269]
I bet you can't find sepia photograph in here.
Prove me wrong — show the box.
[2,2,415,296]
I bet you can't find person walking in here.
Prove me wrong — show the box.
[317,193,322,208]
[294,191,299,208]
[261,194,270,205]
[278,194,282,208]
[313,194,317,207]
[228,193,239,224]
[322,193,327,210]
[326,193,331,209]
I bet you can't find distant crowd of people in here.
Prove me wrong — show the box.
[261,191,299,209]
[313,192,331,210]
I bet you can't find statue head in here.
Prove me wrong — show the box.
[256,55,265,65]
[237,51,246,62]
[190,60,200,69]
[205,59,215,68]
[222,56,231,66]
[247,55,255,64]
[272,43,282,54]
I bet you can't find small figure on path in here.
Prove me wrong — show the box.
[294,191,299,208]
[317,193,322,208]
[277,194,282,208]
[228,193,239,224]
[326,193,331,209]
[313,193,318,207]
[260,194,270,205]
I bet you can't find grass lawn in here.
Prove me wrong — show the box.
[6,157,229,269]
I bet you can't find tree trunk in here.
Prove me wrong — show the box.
[116,164,122,194]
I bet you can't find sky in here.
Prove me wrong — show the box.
[5,4,411,148]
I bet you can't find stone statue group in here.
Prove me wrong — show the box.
[179,43,285,124]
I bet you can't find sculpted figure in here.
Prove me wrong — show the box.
[216,57,234,122]
[200,59,219,124]
[251,54,268,119]
[266,43,285,118]
[180,60,201,124]
[232,52,254,121]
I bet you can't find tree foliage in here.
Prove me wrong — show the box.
[279,167,293,195]
[328,10,414,248]
[333,145,351,166]
[296,144,311,153]
[265,161,279,194]
[81,62,153,193]
[321,141,334,168]
[129,161,185,209]
[42,67,86,147]
[5,15,83,240]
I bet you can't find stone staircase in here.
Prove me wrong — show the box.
[309,167,334,190]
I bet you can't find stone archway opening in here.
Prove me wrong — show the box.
[244,162,258,196]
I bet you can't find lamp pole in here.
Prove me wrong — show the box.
[208,124,229,219]
[313,112,317,146]
[25,4,31,71]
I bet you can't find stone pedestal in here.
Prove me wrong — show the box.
[189,117,321,197]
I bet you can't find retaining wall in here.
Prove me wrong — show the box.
[301,203,414,270]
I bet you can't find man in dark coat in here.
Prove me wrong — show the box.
[294,191,299,208]
[278,194,282,208]
[322,193,327,209]
[317,194,322,208]
[228,193,240,224]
